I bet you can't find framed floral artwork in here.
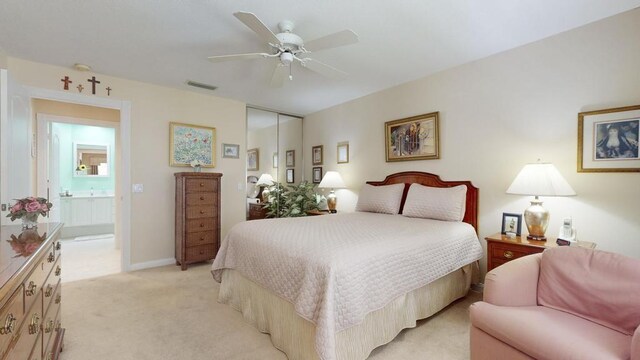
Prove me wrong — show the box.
[578,105,640,172]
[385,112,439,162]
[247,148,259,171]
[170,122,215,167]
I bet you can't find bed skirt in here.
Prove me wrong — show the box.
[218,264,474,360]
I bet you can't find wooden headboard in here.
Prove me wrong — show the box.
[366,171,479,232]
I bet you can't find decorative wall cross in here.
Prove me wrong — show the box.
[60,76,73,90]
[87,76,101,95]
[106,87,112,96]
[77,84,84,93]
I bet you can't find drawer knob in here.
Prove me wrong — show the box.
[200,196,205,200]
[199,250,204,255]
[28,313,40,335]
[199,210,205,214]
[55,266,61,277]
[45,319,54,334]
[45,284,54,298]
[200,237,205,241]
[48,252,55,263]
[26,281,37,296]
[199,183,204,187]
[200,223,204,228]
[56,242,61,251]
[0,313,16,335]
[503,250,514,259]
[55,294,61,304]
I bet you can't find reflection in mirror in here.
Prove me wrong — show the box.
[246,108,303,219]
[74,143,109,176]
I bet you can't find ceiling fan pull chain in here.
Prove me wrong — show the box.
[289,65,293,81]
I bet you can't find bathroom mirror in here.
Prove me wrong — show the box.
[73,143,109,177]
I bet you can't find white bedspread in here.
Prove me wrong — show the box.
[211,212,483,360]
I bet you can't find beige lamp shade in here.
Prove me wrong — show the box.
[318,171,346,189]
[506,163,575,241]
[506,163,575,196]
[256,174,274,186]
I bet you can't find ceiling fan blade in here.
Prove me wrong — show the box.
[304,30,359,52]
[207,53,269,63]
[234,12,281,45]
[301,58,348,79]
[270,64,289,88]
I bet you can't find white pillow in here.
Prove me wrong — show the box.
[355,183,405,215]
[402,184,467,222]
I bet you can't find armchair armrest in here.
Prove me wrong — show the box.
[632,325,640,360]
[483,253,542,306]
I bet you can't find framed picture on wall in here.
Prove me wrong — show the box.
[273,152,278,168]
[247,148,259,171]
[501,213,522,236]
[578,105,640,172]
[384,112,439,162]
[286,168,295,183]
[222,143,239,159]
[286,150,295,167]
[169,122,216,167]
[337,142,349,164]
[312,167,322,183]
[312,145,323,165]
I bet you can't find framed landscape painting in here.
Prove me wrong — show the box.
[385,112,439,162]
[578,105,640,172]
[170,122,215,167]
[222,143,240,159]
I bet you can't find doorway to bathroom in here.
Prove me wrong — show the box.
[35,99,121,282]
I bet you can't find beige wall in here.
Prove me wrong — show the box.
[8,58,247,266]
[33,98,120,122]
[304,9,640,269]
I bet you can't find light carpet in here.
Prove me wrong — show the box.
[59,262,480,360]
[61,234,121,283]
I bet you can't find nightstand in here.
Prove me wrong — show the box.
[485,233,596,272]
[248,203,268,220]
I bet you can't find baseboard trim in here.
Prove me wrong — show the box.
[128,258,175,272]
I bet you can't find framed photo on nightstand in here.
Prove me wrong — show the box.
[501,213,522,236]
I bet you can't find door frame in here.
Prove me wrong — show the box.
[28,86,132,271]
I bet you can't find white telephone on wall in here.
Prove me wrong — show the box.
[557,218,577,246]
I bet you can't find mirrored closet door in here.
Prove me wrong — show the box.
[246,108,303,219]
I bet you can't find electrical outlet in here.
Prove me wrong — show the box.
[1,204,6,211]
[132,184,144,193]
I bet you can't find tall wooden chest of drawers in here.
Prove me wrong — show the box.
[175,172,222,270]
[0,223,64,360]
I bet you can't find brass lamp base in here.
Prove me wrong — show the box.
[524,196,549,242]
[327,190,337,213]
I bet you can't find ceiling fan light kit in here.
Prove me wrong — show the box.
[208,12,359,87]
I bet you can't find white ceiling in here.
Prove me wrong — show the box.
[1,1,639,116]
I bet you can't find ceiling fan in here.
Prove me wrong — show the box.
[208,12,359,87]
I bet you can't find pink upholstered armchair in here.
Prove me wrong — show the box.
[470,246,640,360]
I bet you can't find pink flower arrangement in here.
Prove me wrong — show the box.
[6,197,53,222]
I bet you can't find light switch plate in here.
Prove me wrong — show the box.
[132,184,144,193]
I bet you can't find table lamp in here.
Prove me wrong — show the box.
[318,171,346,213]
[256,174,274,203]
[506,162,576,241]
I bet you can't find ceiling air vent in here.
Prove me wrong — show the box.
[186,80,218,91]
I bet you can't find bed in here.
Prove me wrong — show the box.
[211,172,483,360]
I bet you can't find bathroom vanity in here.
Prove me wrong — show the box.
[59,195,114,237]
